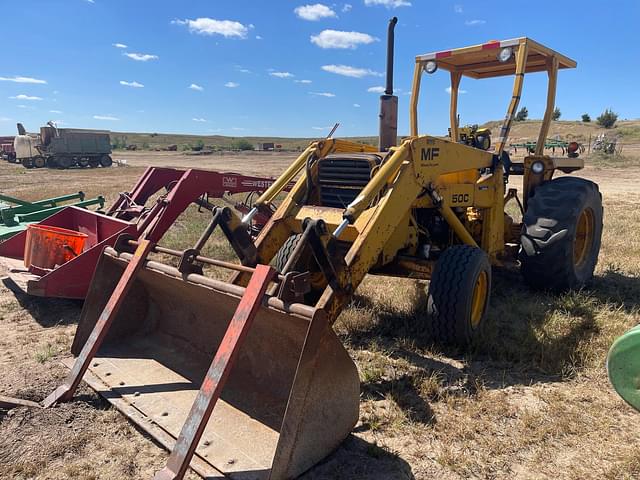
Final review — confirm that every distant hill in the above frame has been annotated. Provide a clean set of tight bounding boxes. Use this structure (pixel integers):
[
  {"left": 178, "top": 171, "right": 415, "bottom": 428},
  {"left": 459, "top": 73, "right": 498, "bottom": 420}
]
[
  {"left": 111, "top": 131, "right": 377, "bottom": 151},
  {"left": 111, "top": 120, "right": 640, "bottom": 151}
]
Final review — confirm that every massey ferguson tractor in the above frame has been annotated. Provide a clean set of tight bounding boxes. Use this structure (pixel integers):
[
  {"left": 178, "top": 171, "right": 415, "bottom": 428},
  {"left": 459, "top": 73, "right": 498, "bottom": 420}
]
[{"left": 5, "top": 19, "right": 602, "bottom": 480}]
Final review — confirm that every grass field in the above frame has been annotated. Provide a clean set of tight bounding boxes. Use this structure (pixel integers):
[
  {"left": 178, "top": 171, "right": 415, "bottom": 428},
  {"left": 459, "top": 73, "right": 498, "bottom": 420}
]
[{"left": 1, "top": 144, "right": 640, "bottom": 479}]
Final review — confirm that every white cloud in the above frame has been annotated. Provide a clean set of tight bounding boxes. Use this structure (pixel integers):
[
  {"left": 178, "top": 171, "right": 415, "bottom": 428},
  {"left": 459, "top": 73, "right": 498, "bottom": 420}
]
[
  {"left": 225, "top": 82, "right": 239, "bottom": 88},
  {"left": 465, "top": 19, "right": 486, "bottom": 25},
  {"left": 367, "top": 86, "right": 385, "bottom": 93},
  {"left": 342, "top": 4, "right": 353, "bottom": 12},
  {"left": 0, "top": 117, "right": 11, "bottom": 121},
  {"left": 112, "top": 43, "right": 128, "bottom": 49},
  {"left": 312, "top": 126, "right": 333, "bottom": 130},
  {"left": 310, "top": 92, "right": 336, "bottom": 97},
  {"left": 353, "top": 103, "right": 360, "bottom": 107},
  {"left": 189, "top": 83, "right": 204, "bottom": 91},
  {"left": 321, "top": 64, "right": 382, "bottom": 78},
  {"left": 93, "top": 115, "right": 119, "bottom": 121},
  {"left": 17, "top": 105, "right": 34, "bottom": 109},
  {"left": 239, "top": 68, "right": 251, "bottom": 73},
  {"left": 364, "top": 0, "right": 411, "bottom": 8},
  {"left": 270, "top": 71, "right": 294, "bottom": 78},
  {"left": 294, "top": 4, "right": 337, "bottom": 21},
  {"left": 173, "top": 18, "right": 250, "bottom": 39},
  {"left": 445, "top": 86, "right": 467, "bottom": 94},
  {"left": 120, "top": 80, "right": 144, "bottom": 88},
  {"left": 256, "top": 35, "right": 263, "bottom": 40},
  {"left": 454, "top": 4, "right": 463, "bottom": 13},
  {"left": 311, "top": 29, "right": 377, "bottom": 49},
  {"left": 232, "top": 127, "right": 245, "bottom": 131},
  {"left": 0, "top": 76, "right": 47, "bottom": 84},
  {"left": 85, "top": 0, "right": 95, "bottom": 3},
  {"left": 9, "top": 94, "right": 42, "bottom": 101},
  {"left": 295, "top": 79, "right": 313, "bottom": 84},
  {"left": 49, "top": 110, "right": 63, "bottom": 114},
  {"left": 192, "top": 117, "right": 207, "bottom": 122},
  {"left": 124, "top": 52, "right": 158, "bottom": 61}
]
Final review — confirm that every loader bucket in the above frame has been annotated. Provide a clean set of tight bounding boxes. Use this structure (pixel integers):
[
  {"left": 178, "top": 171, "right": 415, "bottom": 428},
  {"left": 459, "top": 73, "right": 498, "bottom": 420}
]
[{"left": 70, "top": 248, "right": 360, "bottom": 479}]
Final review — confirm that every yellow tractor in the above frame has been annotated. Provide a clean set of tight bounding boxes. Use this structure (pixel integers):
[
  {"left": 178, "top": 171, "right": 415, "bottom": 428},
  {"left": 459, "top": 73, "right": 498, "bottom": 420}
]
[
  {"left": 10, "top": 18, "right": 603, "bottom": 480},
  {"left": 449, "top": 123, "right": 492, "bottom": 150}
]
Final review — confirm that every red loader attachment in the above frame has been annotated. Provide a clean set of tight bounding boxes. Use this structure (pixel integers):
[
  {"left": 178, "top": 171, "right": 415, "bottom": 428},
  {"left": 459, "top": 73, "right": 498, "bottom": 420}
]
[
  {"left": 9, "top": 167, "right": 359, "bottom": 478},
  {"left": 0, "top": 167, "right": 289, "bottom": 299}
]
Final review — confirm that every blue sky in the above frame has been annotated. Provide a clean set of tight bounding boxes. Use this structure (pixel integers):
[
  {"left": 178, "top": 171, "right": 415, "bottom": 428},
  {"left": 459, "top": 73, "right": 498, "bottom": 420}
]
[{"left": 1, "top": 0, "right": 638, "bottom": 137}]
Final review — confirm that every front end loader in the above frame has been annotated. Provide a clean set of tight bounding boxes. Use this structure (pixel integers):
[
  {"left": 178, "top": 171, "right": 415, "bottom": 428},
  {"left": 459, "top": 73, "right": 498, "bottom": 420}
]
[{"left": 6, "top": 20, "right": 603, "bottom": 480}]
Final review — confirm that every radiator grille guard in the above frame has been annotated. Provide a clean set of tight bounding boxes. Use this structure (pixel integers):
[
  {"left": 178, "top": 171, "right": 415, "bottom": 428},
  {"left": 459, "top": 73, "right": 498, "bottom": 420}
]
[{"left": 318, "top": 154, "right": 381, "bottom": 208}]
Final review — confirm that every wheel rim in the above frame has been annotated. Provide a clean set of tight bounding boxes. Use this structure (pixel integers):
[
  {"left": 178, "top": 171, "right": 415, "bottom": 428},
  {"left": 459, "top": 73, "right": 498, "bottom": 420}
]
[
  {"left": 470, "top": 270, "right": 488, "bottom": 328},
  {"left": 574, "top": 208, "right": 595, "bottom": 268}
]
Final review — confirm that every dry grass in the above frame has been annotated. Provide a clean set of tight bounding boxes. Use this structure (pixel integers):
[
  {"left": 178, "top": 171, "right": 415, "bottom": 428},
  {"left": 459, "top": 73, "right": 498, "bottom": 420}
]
[{"left": 2, "top": 151, "right": 640, "bottom": 479}]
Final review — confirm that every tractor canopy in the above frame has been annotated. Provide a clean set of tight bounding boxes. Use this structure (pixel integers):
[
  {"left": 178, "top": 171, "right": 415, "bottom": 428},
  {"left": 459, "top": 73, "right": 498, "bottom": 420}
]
[{"left": 409, "top": 37, "right": 577, "bottom": 158}]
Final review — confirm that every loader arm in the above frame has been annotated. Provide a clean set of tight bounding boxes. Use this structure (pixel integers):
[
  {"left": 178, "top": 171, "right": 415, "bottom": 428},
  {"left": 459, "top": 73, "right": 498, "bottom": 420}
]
[{"left": 318, "top": 136, "right": 497, "bottom": 322}]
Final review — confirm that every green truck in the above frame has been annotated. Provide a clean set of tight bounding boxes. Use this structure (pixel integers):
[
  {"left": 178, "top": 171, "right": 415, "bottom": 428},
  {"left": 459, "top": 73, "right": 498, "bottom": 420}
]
[{"left": 15, "top": 122, "right": 113, "bottom": 169}]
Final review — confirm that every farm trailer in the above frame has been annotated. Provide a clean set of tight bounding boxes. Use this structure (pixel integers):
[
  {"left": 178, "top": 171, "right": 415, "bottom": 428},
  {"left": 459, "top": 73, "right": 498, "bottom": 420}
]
[{"left": 0, "top": 136, "right": 16, "bottom": 162}]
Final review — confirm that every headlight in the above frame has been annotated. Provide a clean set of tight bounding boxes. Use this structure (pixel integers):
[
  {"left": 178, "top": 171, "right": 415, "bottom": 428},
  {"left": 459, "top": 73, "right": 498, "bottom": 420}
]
[
  {"left": 424, "top": 61, "right": 438, "bottom": 74},
  {"left": 531, "top": 160, "right": 545, "bottom": 174},
  {"left": 497, "top": 47, "right": 513, "bottom": 63}
]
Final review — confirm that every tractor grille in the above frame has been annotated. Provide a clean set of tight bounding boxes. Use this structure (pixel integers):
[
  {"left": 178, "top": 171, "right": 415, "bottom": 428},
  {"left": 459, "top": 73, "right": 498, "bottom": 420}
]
[{"left": 318, "top": 154, "right": 381, "bottom": 208}]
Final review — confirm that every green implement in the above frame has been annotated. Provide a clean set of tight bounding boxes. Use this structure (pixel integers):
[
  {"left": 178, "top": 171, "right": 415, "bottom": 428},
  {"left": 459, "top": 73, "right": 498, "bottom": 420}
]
[
  {"left": 0, "top": 192, "right": 105, "bottom": 241},
  {"left": 607, "top": 324, "right": 640, "bottom": 412}
]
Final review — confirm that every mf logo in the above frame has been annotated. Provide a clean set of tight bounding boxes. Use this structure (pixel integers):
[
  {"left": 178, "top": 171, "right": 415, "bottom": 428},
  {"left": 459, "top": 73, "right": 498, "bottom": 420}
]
[{"left": 421, "top": 147, "right": 440, "bottom": 162}]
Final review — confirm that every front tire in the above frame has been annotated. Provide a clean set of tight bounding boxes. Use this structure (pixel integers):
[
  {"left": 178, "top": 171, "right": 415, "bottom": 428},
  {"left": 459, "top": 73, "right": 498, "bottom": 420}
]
[
  {"left": 274, "top": 234, "right": 324, "bottom": 304},
  {"left": 33, "top": 156, "right": 46, "bottom": 168},
  {"left": 426, "top": 245, "right": 492, "bottom": 346},
  {"left": 520, "top": 177, "right": 603, "bottom": 291}
]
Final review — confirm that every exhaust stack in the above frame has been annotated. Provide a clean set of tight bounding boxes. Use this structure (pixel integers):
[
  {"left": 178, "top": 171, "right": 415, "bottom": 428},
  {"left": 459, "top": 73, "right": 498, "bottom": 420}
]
[{"left": 378, "top": 17, "right": 398, "bottom": 151}]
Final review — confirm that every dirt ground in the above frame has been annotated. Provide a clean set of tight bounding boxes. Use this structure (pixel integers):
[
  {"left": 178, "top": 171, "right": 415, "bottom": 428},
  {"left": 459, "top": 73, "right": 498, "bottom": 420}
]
[{"left": 1, "top": 150, "right": 640, "bottom": 480}]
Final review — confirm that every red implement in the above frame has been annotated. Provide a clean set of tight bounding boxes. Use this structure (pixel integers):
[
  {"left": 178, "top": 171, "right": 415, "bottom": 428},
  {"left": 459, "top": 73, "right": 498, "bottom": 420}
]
[{"left": 0, "top": 167, "right": 291, "bottom": 299}]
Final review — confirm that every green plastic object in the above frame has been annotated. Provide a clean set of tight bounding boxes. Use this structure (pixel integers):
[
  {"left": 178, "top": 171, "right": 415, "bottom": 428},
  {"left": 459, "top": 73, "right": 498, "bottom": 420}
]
[{"left": 607, "top": 324, "right": 640, "bottom": 412}]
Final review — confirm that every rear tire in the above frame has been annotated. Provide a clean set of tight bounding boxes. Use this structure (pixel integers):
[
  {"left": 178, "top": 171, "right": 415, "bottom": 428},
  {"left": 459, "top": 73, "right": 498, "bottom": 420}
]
[
  {"left": 57, "top": 156, "right": 72, "bottom": 169},
  {"left": 23, "top": 158, "right": 34, "bottom": 169},
  {"left": 100, "top": 155, "right": 113, "bottom": 167},
  {"left": 426, "top": 245, "right": 491, "bottom": 346},
  {"left": 89, "top": 158, "right": 99, "bottom": 168},
  {"left": 475, "top": 134, "right": 491, "bottom": 151},
  {"left": 520, "top": 177, "right": 603, "bottom": 292}
]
